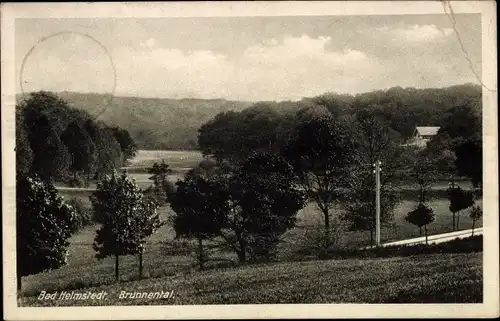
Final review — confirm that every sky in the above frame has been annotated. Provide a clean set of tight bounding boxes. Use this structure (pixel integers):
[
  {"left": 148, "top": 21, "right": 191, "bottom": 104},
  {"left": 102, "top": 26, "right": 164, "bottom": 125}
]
[{"left": 15, "top": 14, "right": 481, "bottom": 101}]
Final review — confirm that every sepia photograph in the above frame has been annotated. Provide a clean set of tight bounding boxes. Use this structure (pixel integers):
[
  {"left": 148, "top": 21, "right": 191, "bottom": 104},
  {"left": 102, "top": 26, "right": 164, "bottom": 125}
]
[{"left": 2, "top": 1, "right": 498, "bottom": 319}]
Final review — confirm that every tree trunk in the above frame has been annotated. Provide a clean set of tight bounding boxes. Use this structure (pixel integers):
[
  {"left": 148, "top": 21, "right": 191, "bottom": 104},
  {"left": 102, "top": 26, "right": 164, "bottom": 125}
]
[
  {"left": 452, "top": 212, "right": 456, "bottom": 231},
  {"left": 419, "top": 226, "right": 422, "bottom": 236},
  {"left": 322, "top": 208, "right": 331, "bottom": 250},
  {"left": 471, "top": 220, "right": 475, "bottom": 236},
  {"left": 237, "top": 239, "right": 246, "bottom": 263},
  {"left": 17, "top": 273, "right": 21, "bottom": 292},
  {"left": 139, "top": 250, "right": 143, "bottom": 279},
  {"left": 198, "top": 237, "right": 204, "bottom": 271},
  {"left": 115, "top": 254, "right": 120, "bottom": 282},
  {"left": 424, "top": 225, "right": 428, "bottom": 245}
]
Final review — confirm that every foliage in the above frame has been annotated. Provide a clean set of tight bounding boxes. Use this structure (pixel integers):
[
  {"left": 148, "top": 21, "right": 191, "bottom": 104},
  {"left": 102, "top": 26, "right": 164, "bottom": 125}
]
[
  {"left": 447, "top": 185, "right": 475, "bottom": 230},
  {"left": 61, "top": 121, "right": 97, "bottom": 179},
  {"left": 469, "top": 206, "right": 483, "bottom": 235},
  {"left": 401, "top": 148, "right": 439, "bottom": 203},
  {"left": 454, "top": 138, "right": 482, "bottom": 188},
  {"left": 170, "top": 171, "right": 230, "bottom": 269},
  {"left": 91, "top": 172, "right": 162, "bottom": 280},
  {"left": 15, "top": 109, "right": 34, "bottom": 176},
  {"left": 16, "top": 174, "right": 78, "bottom": 290},
  {"left": 228, "top": 152, "right": 307, "bottom": 262},
  {"left": 27, "top": 113, "right": 71, "bottom": 181},
  {"left": 16, "top": 91, "right": 134, "bottom": 183},
  {"left": 342, "top": 172, "right": 400, "bottom": 246},
  {"left": 435, "top": 100, "right": 482, "bottom": 188},
  {"left": 111, "top": 126, "right": 138, "bottom": 160},
  {"left": 341, "top": 108, "right": 403, "bottom": 245},
  {"left": 326, "top": 235, "right": 482, "bottom": 259},
  {"left": 405, "top": 203, "right": 435, "bottom": 242},
  {"left": 147, "top": 160, "right": 172, "bottom": 187},
  {"left": 65, "top": 198, "right": 94, "bottom": 233}
]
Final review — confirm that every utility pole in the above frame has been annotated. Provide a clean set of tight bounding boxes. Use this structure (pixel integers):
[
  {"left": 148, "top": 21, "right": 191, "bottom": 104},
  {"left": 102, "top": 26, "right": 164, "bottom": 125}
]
[{"left": 373, "top": 160, "right": 382, "bottom": 247}]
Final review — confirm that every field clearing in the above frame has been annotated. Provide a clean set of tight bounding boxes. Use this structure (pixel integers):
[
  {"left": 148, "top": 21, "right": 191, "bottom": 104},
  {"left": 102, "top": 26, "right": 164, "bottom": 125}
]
[
  {"left": 20, "top": 252, "right": 482, "bottom": 305},
  {"left": 126, "top": 150, "right": 203, "bottom": 169}
]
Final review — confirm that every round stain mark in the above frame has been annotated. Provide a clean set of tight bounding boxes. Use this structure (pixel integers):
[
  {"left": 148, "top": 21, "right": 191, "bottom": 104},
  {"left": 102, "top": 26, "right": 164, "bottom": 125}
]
[{"left": 19, "top": 31, "right": 117, "bottom": 119}]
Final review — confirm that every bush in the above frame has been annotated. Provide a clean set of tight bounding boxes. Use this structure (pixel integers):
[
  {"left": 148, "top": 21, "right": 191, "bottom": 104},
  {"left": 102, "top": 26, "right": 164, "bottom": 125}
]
[
  {"left": 247, "top": 233, "right": 281, "bottom": 263},
  {"left": 294, "top": 222, "right": 344, "bottom": 259},
  {"left": 65, "top": 198, "right": 93, "bottom": 232},
  {"left": 66, "top": 175, "right": 89, "bottom": 188},
  {"left": 325, "top": 235, "right": 482, "bottom": 259}
]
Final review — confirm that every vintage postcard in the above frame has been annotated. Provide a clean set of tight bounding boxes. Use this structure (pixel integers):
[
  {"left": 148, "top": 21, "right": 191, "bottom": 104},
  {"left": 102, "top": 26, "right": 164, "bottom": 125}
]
[{"left": 1, "top": 1, "right": 498, "bottom": 319}]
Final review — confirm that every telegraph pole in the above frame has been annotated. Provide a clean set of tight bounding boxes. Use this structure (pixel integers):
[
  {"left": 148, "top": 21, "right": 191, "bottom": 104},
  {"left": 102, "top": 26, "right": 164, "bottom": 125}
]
[{"left": 374, "top": 160, "right": 382, "bottom": 247}]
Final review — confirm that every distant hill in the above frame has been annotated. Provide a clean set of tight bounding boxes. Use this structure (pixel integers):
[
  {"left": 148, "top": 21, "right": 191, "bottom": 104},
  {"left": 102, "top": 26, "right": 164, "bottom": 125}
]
[
  {"left": 17, "top": 92, "right": 252, "bottom": 150},
  {"left": 16, "top": 83, "right": 481, "bottom": 150}
]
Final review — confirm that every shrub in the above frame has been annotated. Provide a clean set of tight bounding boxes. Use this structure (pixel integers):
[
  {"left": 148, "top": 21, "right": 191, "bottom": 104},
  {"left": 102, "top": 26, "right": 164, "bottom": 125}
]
[
  {"left": 65, "top": 198, "right": 93, "bottom": 232},
  {"left": 326, "top": 235, "right": 482, "bottom": 259}
]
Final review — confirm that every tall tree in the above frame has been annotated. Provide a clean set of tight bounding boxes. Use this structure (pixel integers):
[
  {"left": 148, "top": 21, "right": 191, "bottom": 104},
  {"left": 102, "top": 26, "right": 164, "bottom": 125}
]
[
  {"left": 16, "top": 175, "right": 77, "bottom": 291},
  {"left": 341, "top": 109, "right": 402, "bottom": 246},
  {"left": 61, "top": 121, "right": 97, "bottom": 181},
  {"left": 228, "top": 152, "right": 307, "bottom": 262},
  {"left": 403, "top": 148, "right": 438, "bottom": 204},
  {"left": 283, "top": 115, "right": 356, "bottom": 248},
  {"left": 111, "top": 126, "right": 138, "bottom": 161},
  {"left": 15, "top": 109, "right": 34, "bottom": 176},
  {"left": 447, "top": 185, "right": 475, "bottom": 230},
  {"left": 28, "top": 114, "right": 70, "bottom": 182},
  {"left": 170, "top": 172, "right": 230, "bottom": 270}
]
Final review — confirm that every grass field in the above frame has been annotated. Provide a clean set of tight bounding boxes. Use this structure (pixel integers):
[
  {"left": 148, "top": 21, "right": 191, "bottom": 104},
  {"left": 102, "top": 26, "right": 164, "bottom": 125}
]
[
  {"left": 19, "top": 252, "right": 482, "bottom": 305},
  {"left": 126, "top": 150, "right": 203, "bottom": 169}
]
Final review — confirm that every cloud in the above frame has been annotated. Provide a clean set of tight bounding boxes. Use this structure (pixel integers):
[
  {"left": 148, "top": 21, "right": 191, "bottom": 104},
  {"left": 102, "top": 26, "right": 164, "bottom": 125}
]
[
  {"left": 18, "top": 32, "right": 477, "bottom": 101},
  {"left": 376, "top": 24, "right": 454, "bottom": 42},
  {"left": 139, "top": 38, "right": 157, "bottom": 48},
  {"left": 109, "top": 34, "right": 379, "bottom": 100}
]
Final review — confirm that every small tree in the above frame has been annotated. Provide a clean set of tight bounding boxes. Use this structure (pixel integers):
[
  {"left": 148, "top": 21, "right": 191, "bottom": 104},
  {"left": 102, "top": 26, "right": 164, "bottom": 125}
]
[
  {"left": 283, "top": 115, "right": 355, "bottom": 249},
  {"left": 147, "top": 160, "right": 173, "bottom": 204},
  {"left": 469, "top": 206, "right": 482, "bottom": 236},
  {"left": 170, "top": 173, "right": 230, "bottom": 270},
  {"left": 130, "top": 198, "right": 163, "bottom": 278},
  {"left": 448, "top": 185, "right": 475, "bottom": 230},
  {"left": 405, "top": 203, "right": 435, "bottom": 244},
  {"left": 91, "top": 173, "right": 161, "bottom": 281},
  {"left": 342, "top": 173, "right": 400, "bottom": 247},
  {"left": 16, "top": 175, "right": 78, "bottom": 291}
]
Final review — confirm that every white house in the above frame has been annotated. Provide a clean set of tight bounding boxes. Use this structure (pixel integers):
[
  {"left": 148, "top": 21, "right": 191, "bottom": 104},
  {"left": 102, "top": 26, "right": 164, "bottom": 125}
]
[{"left": 406, "top": 126, "right": 440, "bottom": 148}]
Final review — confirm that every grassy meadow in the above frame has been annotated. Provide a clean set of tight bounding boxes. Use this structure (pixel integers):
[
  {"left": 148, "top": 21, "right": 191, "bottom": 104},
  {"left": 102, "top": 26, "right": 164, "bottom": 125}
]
[
  {"left": 26, "top": 149, "right": 482, "bottom": 305},
  {"left": 19, "top": 252, "right": 482, "bottom": 305}
]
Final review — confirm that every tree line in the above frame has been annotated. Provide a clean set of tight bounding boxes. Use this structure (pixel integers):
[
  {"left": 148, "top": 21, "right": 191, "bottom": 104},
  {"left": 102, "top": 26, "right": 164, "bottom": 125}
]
[{"left": 16, "top": 91, "right": 138, "bottom": 186}]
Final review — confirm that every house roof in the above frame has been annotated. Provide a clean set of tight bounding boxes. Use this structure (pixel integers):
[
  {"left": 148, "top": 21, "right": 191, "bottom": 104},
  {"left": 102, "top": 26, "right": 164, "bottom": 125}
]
[{"left": 415, "top": 126, "right": 440, "bottom": 136}]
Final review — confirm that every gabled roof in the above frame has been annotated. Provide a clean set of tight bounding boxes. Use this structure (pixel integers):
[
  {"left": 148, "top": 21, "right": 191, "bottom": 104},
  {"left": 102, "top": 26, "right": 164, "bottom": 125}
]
[{"left": 414, "top": 126, "right": 440, "bottom": 136}]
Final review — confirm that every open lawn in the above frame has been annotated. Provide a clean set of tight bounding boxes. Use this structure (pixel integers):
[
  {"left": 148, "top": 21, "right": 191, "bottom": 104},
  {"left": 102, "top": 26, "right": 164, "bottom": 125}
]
[{"left": 19, "top": 252, "right": 482, "bottom": 305}]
